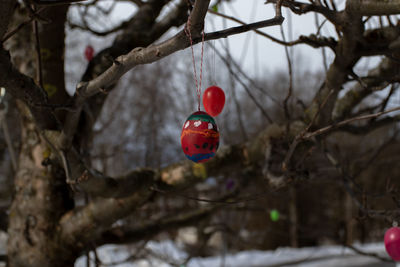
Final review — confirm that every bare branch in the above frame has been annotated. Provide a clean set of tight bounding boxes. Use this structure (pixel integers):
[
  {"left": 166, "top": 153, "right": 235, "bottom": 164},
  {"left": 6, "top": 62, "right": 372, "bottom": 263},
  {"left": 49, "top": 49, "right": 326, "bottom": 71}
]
[
  {"left": 204, "top": 16, "right": 284, "bottom": 42},
  {"left": 208, "top": 9, "right": 335, "bottom": 49},
  {"left": 266, "top": 0, "right": 338, "bottom": 24},
  {"left": 76, "top": 169, "right": 156, "bottom": 198},
  {"left": 59, "top": 187, "right": 154, "bottom": 251},
  {"left": 32, "top": 5, "right": 43, "bottom": 88},
  {"left": 305, "top": 0, "right": 365, "bottom": 126},
  {"left": 97, "top": 204, "right": 221, "bottom": 246},
  {"left": 76, "top": 15, "right": 283, "bottom": 101},
  {"left": 2, "top": 7, "right": 47, "bottom": 43},
  {"left": 304, "top": 105, "right": 400, "bottom": 139},
  {"left": 0, "top": 0, "right": 16, "bottom": 40},
  {"left": 346, "top": 0, "right": 400, "bottom": 16},
  {"left": 149, "top": 0, "right": 188, "bottom": 38},
  {"left": 333, "top": 58, "right": 399, "bottom": 120},
  {"left": 68, "top": 19, "right": 131, "bottom": 36},
  {"left": 32, "top": 0, "right": 86, "bottom": 5},
  {"left": 0, "top": 49, "right": 58, "bottom": 129}
]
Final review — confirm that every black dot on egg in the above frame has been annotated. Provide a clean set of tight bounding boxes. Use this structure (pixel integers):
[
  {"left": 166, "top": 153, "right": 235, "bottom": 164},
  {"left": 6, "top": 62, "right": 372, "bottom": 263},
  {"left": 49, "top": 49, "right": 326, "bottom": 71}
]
[
  {"left": 203, "top": 143, "right": 208, "bottom": 149},
  {"left": 194, "top": 144, "right": 200, "bottom": 149}
]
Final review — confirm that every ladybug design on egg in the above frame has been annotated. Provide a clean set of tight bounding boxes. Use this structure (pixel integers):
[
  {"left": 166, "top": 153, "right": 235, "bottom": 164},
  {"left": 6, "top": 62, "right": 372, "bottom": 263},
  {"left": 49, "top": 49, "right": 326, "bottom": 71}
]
[{"left": 181, "top": 111, "right": 219, "bottom": 163}]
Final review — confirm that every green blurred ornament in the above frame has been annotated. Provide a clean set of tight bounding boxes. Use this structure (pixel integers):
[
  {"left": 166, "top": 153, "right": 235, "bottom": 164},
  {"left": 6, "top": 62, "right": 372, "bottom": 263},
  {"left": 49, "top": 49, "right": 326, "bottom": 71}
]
[
  {"left": 270, "top": 209, "right": 280, "bottom": 222},
  {"left": 212, "top": 4, "right": 218, "bottom": 12}
]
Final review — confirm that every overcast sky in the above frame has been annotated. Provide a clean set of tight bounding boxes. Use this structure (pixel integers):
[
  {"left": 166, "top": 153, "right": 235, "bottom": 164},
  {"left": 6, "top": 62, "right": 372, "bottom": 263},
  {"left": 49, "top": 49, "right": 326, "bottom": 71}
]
[{"left": 100, "top": 0, "right": 336, "bottom": 75}]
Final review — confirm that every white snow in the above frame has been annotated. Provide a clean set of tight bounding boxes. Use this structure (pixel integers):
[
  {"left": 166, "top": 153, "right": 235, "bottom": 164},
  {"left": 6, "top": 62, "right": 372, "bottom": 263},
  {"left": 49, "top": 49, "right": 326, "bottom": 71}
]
[{"left": 76, "top": 241, "right": 395, "bottom": 267}]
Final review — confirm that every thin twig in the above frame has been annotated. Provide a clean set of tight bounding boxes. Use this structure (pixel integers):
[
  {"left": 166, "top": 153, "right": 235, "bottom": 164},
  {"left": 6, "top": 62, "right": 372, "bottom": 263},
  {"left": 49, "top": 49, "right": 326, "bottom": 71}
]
[
  {"left": 282, "top": 89, "right": 334, "bottom": 171},
  {"left": 1, "top": 7, "right": 46, "bottom": 43},
  {"left": 211, "top": 43, "right": 273, "bottom": 124},
  {"left": 32, "top": 5, "right": 43, "bottom": 88},
  {"left": 2, "top": 121, "right": 17, "bottom": 172},
  {"left": 304, "top": 105, "right": 400, "bottom": 139},
  {"left": 152, "top": 186, "right": 274, "bottom": 205},
  {"left": 220, "top": 12, "right": 248, "bottom": 139},
  {"left": 33, "top": 0, "right": 86, "bottom": 6},
  {"left": 280, "top": 24, "right": 293, "bottom": 122}
]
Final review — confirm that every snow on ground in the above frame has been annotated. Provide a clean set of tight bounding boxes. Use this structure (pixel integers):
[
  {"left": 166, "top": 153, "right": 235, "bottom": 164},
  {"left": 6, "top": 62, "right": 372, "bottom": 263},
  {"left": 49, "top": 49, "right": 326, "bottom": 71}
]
[{"left": 76, "top": 241, "right": 396, "bottom": 267}]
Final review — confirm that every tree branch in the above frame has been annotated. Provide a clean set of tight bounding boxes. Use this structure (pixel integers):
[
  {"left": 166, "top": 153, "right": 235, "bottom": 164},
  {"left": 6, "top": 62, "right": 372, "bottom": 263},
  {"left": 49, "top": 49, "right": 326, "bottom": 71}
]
[
  {"left": 59, "top": 122, "right": 284, "bottom": 250},
  {"left": 59, "top": 186, "right": 154, "bottom": 252},
  {"left": 97, "top": 204, "right": 221, "bottom": 246},
  {"left": 304, "top": 106, "right": 400, "bottom": 139},
  {"left": 76, "top": 169, "right": 156, "bottom": 198},
  {"left": 266, "top": 0, "right": 338, "bottom": 24},
  {"left": 76, "top": 14, "right": 283, "bottom": 100},
  {"left": 209, "top": 9, "right": 335, "bottom": 50},
  {"left": 333, "top": 57, "right": 399, "bottom": 120},
  {"left": 68, "top": 19, "right": 131, "bottom": 36},
  {"left": 346, "top": 0, "right": 400, "bottom": 16},
  {"left": 339, "top": 115, "right": 400, "bottom": 135},
  {"left": 305, "top": 1, "right": 365, "bottom": 126},
  {"left": 0, "top": 0, "right": 16, "bottom": 40},
  {"left": 0, "top": 49, "right": 58, "bottom": 129},
  {"left": 74, "top": 140, "right": 247, "bottom": 198}
]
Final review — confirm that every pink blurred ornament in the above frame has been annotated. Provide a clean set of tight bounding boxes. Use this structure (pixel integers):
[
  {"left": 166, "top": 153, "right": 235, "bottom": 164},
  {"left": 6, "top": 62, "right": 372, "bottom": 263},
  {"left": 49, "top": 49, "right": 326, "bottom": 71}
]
[
  {"left": 384, "top": 226, "right": 400, "bottom": 261},
  {"left": 85, "top": 45, "right": 94, "bottom": 61}
]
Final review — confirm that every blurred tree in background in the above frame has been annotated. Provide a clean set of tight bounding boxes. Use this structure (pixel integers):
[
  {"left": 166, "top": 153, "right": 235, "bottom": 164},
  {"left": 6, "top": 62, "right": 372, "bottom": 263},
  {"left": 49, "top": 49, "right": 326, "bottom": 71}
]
[{"left": 0, "top": 0, "right": 399, "bottom": 266}]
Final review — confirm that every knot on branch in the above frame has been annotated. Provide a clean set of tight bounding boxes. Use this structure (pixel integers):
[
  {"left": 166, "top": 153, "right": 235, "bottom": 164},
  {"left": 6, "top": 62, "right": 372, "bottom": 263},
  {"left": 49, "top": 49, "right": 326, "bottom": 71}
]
[{"left": 76, "top": 81, "right": 89, "bottom": 98}]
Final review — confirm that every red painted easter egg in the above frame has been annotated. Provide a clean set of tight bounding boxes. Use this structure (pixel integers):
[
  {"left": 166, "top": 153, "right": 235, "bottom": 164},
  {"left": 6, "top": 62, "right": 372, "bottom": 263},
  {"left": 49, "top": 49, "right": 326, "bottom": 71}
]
[
  {"left": 181, "top": 111, "right": 219, "bottom": 163},
  {"left": 203, "top": 86, "right": 225, "bottom": 117}
]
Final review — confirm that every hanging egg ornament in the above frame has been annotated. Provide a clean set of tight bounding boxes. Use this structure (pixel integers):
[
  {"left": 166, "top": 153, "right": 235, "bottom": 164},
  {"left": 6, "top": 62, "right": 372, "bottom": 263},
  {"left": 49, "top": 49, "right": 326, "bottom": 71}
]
[
  {"left": 181, "top": 111, "right": 219, "bottom": 163},
  {"left": 84, "top": 45, "right": 94, "bottom": 61},
  {"left": 384, "top": 226, "right": 400, "bottom": 261},
  {"left": 203, "top": 86, "right": 225, "bottom": 117}
]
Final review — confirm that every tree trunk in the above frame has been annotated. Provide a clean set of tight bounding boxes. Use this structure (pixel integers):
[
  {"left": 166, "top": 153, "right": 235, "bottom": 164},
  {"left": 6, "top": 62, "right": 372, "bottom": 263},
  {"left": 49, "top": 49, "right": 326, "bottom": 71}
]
[
  {"left": 7, "top": 108, "right": 75, "bottom": 267},
  {"left": 345, "top": 192, "right": 354, "bottom": 245},
  {"left": 289, "top": 186, "right": 298, "bottom": 248}
]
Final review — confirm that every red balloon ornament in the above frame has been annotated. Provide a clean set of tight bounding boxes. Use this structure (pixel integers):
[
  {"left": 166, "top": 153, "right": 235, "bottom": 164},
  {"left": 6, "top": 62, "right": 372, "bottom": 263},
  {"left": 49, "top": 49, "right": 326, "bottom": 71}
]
[
  {"left": 203, "top": 86, "right": 225, "bottom": 117},
  {"left": 181, "top": 111, "right": 219, "bottom": 163},
  {"left": 384, "top": 226, "right": 400, "bottom": 261},
  {"left": 84, "top": 45, "right": 94, "bottom": 61}
]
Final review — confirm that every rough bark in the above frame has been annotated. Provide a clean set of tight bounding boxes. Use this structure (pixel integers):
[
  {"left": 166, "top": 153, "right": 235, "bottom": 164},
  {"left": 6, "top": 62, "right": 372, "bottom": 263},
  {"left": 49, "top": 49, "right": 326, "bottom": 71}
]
[
  {"left": 7, "top": 105, "right": 75, "bottom": 267},
  {"left": 38, "top": 5, "right": 70, "bottom": 121},
  {"left": 6, "top": 5, "right": 76, "bottom": 267}
]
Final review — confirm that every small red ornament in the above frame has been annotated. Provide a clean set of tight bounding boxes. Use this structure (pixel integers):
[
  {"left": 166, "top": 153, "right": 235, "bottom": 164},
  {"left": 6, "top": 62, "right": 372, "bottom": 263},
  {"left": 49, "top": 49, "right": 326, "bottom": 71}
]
[
  {"left": 181, "top": 111, "right": 219, "bottom": 163},
  {"left": 84, "top": 45, "right": 94, "bottom": 61},
  {"left": 384, "top": 226, "right": 400, "bottom": 261},
  {"left": 203, "top": 86, "right": 225, "bottom": 117}
]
